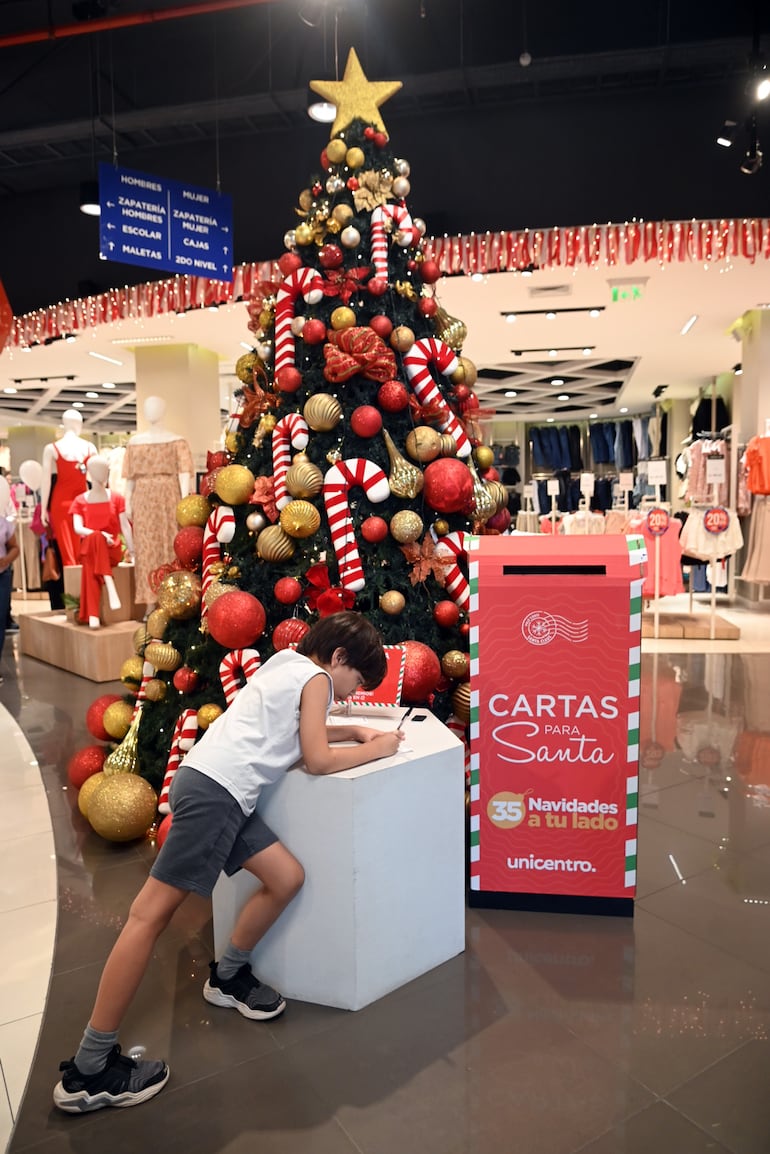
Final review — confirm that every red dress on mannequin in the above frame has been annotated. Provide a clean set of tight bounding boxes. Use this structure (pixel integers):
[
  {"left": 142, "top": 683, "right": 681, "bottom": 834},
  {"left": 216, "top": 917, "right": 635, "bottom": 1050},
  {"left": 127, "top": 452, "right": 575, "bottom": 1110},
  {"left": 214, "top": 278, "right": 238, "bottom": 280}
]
[
  {"left": 49, "top": 447, "right": 92, "bottom": 567},
  {"left": 69, "top": 492, "right": 124, "bottom": 623}
]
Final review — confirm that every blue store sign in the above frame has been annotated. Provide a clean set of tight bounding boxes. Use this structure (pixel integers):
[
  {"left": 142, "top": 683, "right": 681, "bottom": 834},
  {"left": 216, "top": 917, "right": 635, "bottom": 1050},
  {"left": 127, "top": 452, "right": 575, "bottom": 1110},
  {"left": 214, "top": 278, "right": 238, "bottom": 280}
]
[{"left": 98, "top": 162, "right": 233, "bottom": 279}]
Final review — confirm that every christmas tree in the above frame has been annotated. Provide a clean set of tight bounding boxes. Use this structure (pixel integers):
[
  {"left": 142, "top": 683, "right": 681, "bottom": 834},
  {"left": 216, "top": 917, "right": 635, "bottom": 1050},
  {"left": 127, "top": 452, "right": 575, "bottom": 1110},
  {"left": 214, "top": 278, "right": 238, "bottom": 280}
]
[{"left": 74, "top": 49, "right": 510, "bottom": 828}]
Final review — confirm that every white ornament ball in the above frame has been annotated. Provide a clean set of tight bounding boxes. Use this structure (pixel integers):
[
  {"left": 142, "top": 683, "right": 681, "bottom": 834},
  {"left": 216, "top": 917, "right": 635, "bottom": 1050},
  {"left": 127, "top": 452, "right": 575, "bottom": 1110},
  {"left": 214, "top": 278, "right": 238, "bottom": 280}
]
[
  {"left": 340, "top": 226, "right": 361, "bottom": 248},
  {"left": 413, "top": 217, "right": 427, "bottom": 237},
  {"left": 394, "top": 158, "right": 411, "bottom": 177},
  {"left": 283, "top": 229, "right": 297, "bottom": 250},
  {"left": 392, "top": 176, "right": 411, "bottom": 198},
  {"left": 255, "top": 341, "right": 273, "bottom": 361},
  {"left": 290, "top": 315, "right": 306, "bottom": 337},
  {"left": 246, "top": 511, "right": 267, "bottom": 532}
]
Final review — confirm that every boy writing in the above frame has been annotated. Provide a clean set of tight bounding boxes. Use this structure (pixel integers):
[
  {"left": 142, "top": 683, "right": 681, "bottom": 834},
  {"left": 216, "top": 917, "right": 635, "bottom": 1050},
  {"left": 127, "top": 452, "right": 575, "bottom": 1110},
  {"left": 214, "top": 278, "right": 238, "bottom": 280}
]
[{"left": 54, "top": 611, "right": 403, "bottom": 1113}]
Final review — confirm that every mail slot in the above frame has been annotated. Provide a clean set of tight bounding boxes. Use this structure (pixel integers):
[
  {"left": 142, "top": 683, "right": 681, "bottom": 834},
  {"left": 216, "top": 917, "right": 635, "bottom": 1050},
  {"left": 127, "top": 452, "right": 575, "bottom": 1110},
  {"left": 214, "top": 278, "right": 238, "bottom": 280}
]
[{"left": 467, "top": 534, "right": 647, "bottom": 916}]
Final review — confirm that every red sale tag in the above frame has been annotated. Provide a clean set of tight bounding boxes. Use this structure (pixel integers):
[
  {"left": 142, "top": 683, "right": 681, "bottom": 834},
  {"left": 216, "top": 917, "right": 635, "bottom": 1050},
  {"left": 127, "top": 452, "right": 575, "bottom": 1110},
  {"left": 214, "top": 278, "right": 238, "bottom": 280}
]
[
  {"left": 703, "top": 506, "right": 729, "bottom": 534},
  {"left": 646, "top": 507, "right": 670, "bottom": 536}
]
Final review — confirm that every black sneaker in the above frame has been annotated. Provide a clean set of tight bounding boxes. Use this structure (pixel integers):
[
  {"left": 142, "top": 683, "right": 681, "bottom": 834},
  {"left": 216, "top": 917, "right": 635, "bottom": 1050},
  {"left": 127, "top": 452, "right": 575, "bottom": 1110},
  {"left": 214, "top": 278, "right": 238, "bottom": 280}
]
[
  {"left": 203, "top": 961, "right": 286, "bottom": 1020},
  {"left": 53, "top": 1045, "right": 169, "bottom": 1113}
]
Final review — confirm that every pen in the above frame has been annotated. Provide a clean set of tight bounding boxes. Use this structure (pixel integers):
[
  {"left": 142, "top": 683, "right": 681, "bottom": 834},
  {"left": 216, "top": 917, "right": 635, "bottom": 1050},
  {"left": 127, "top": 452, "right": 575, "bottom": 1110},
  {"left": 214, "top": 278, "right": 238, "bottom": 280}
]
[{"left": 397, "top": 707, "right": 413, "bottom": 729}]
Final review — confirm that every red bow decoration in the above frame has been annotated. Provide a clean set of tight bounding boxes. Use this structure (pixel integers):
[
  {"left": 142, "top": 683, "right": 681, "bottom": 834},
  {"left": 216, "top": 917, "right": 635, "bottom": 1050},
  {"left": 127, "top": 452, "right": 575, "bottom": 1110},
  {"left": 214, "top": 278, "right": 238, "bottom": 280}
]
[
  {"left": 323, "top": 326, "right": 397, "bottom": 384},
  {"left": 304, "top": 562, "right": 356, "bottom": 616},
  {"left": 321, "top": 266, "right": 372, "bottom": 304},
  {"left": 408, "top": 394, "right": 452, "bottom": 425},
  {"left": 249, "top": 475, "right": 278, "bottom": 523},
  {"left": 206, "top": 449, "right": 229, "bottom": 471}
]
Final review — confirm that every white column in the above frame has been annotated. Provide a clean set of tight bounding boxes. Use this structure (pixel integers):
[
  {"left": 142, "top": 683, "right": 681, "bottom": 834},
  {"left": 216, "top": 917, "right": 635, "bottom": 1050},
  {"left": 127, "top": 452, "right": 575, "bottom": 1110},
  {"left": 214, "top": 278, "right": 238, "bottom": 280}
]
[{"left": 134, "top": 343, "right": 222, "bottom": 469}]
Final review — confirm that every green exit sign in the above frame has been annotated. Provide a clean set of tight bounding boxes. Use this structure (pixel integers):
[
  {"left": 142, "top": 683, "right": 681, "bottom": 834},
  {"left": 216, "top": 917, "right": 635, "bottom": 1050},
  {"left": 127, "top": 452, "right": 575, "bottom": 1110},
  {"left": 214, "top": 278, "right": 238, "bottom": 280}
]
[{"left": 611, "top": 284, "right": 644, "bottom": 302}]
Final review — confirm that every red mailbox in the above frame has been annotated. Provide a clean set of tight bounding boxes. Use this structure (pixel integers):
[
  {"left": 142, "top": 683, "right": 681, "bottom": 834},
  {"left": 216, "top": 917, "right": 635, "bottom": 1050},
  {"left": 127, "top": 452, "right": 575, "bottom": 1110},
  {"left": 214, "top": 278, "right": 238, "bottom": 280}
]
[{"left": 467, "top": 533, "right": 646, "bottom": 916}]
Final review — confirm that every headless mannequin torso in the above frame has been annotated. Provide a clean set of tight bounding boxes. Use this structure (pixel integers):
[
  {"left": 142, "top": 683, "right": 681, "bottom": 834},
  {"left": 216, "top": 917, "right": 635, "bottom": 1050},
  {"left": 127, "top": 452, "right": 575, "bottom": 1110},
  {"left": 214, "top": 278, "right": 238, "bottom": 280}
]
[
  {"left": 71, "top": 458, "right": 133, "bottom": 628},
  {"left": 41, "top": 410, "right": 95, "bottom": 567}
]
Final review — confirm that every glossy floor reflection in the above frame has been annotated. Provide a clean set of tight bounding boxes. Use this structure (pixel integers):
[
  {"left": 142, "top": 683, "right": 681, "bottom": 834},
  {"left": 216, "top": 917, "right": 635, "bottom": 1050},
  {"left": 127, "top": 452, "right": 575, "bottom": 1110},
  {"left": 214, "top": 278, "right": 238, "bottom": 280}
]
[{"left": 3, "top": 643, "right": 770, "bottom": 1154}]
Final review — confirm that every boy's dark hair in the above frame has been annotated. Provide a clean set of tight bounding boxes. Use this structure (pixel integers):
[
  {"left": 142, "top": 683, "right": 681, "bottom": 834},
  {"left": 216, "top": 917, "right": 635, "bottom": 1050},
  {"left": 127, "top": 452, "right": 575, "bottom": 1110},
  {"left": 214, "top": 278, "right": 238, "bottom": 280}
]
[{"left": 297, "top": 611, "right": 387, "bottom": 690}]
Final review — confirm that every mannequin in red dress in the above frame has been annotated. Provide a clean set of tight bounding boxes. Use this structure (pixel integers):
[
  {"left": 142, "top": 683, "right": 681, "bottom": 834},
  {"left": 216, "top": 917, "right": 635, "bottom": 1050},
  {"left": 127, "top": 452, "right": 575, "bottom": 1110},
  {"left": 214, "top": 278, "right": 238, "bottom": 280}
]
[
  {"left": 41, "top": 410, "right": 95, "bottom": 567},
  {"left": 70, "top": 458, "right": 134, "bottom": 628}
]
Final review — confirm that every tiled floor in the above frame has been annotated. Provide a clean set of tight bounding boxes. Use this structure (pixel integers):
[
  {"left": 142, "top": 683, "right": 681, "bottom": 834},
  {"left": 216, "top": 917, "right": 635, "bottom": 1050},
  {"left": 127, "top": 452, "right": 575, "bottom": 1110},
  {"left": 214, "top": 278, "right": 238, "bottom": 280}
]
[{"left": 2, "top": 594, "right": 770, "bottom": 1154}]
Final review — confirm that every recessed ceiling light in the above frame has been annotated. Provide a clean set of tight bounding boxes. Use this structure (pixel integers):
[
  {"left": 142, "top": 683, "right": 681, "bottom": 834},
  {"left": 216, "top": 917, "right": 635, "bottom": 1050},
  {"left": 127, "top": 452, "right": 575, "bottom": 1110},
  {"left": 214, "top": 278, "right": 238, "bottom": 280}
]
[
  {"left": 64, "top": 334, "right": 77, "bottom": 343},
  {"left": 3, "top": 387, "right": 18, "bottom": 394},
  {"left": 548, "top": 349, "right": 558, "bottom": 357},
  {"left": 546, "top": 417, "right": 555, "bottom": 422},
  {"left": 89, "top": 351, "right": 123, "bottom": 366},
  {"left": 680, "top": 314, "right": 698, "bottom": 335},
  {"left": 589, "top": 413, "right": 598, "bottom": 419},
  {"left": 72, "top": 401, "right": 85, "bottom": 409},
  {"left": 21, "top": 346, "right": 31, "bottom": 353},
  {"left": 545, "top": 311, "right": 556, "bottom": 320},
  {"left": 521, "top": 268, "right": 533, "bottom": 277},
  {"left": 86, "top": 391, "right": 99, "bottom": 398},
  {"left": 582, "top": 347, "right": 592, "bottom": 355},
  {"left": 471, "top": 273, "right": 485, "bottom": 283},
  {"left": 505, "top": 314, "right": 516, "bottom": 324},
  {"left": 504, "top": 390, "right": 517, "bottom": 398},
  {"left": 619, "top": 406, "right": 628, "bottom": 413},
  {"left": 557, "top": 394, "right": 570, "bottom": 401},
  {"left": 102, "top": 381, "right": 116, "bottom": 389},
  {"left": 589, "top": 308, "right": 601, "bottom": 318},
  {"left": 551, "top": 377, "right": 564, "bottom": 386}
]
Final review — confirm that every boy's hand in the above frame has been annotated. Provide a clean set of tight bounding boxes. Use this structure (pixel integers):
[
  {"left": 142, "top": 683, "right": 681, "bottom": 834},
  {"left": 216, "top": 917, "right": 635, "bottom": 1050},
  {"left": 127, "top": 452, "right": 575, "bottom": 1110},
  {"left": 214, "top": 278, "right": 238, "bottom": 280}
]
[{"left": 365, "top": 729, "right": 405, "bottom": 759}]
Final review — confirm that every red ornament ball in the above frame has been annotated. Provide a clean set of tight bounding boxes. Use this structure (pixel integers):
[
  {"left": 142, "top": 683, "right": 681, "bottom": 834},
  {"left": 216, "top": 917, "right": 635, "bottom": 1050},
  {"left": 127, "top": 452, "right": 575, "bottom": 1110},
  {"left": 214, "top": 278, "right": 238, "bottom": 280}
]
[
  {"left": 320, "top": 148, "right": 329, "bottom": 170},
  {"left": 275, "top": 366, "right": 302, "bottom": 393},
  {"left": 377, "top": 380, "right": 409, "bottom": 412},
  {"left": 350, "top": 405, "right": 383, "bottom": 438},
  {"left": 277, "top": 252, "right": 303, "bottom": 276},
  {"left": 453, "top": 383, "right": 470, "bottom": 402},
  {"left": 373, "top": 132, "right": 387, "bottom": 148},
  {"left": 423, "top": 458, "right": 475, "bottom": 515},
  {"left": 402, "top": 640, "right": 442, "bottom": 703},
  {"left": 433, "top": 600, "right": 461, "bottom": 629},
  {"left": 369, "top": 314, "right": 393, "bottom": 338},
  {"left": 367, "top": 278, "right": 388, "bottom": 297},
  {"left": 420, "top": 259, "right": 441, "bottom": 284},
  {"left": 155, "top": 813, "right": 173, "bottom": 850},
  {"left": 464, "top": 391, "right": 480, "bottom": 411},
  {"left": 273, "top": 617, "right": 310, "bottom": 651},
  {"left": 302, "top": 318, "right": 327, "bottom": 345},
  {"left": 312, "top": 181, "right": 323, "bottom": 197},
  {"left": 483, "top": 465, "right": 500, "bottom": 482},
  {"left": 459, "top": 622, "right": 471, "bottom": 638},
  {"left": 346, "top": 177, "right": 359, "bottom": 191},
  {"left": 173, "top": 525, "right": 205, "bottom": 568},
  {"left": 364, "top": 126, "right": 376, "bottom": 140},
  {"left": 173, "top": 666, "right": 200, "bottom": 694},
  {"left": 319, "top": 244, "right": 344, "bottom": 269},
  {"left": 360, "top": 516, "right": 389, "bottom": 543},
  {"left": 418, "top": 296, "right": 438, "bottom": 317},
  {"left": 274, "top": 576, "right": 303, "bottom": 605},
  {"left": 67, "top": 745, "right": 107, "bottom": 790},
  {"left": 485, "top": 508, "right": 512, "bottom": 533},
  {"left": 86, "top": 694, "right": 124, "bottom": 742},
  {"left": 207, "top": 591, "right": 266, "bottom": 649}
]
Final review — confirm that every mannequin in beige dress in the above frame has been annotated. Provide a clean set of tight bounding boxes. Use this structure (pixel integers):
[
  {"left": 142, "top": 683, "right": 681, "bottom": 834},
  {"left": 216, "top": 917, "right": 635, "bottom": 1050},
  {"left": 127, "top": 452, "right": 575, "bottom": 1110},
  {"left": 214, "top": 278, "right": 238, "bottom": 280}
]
[{"left": 124, "top": 396, "right": 194, "bottom": 604}]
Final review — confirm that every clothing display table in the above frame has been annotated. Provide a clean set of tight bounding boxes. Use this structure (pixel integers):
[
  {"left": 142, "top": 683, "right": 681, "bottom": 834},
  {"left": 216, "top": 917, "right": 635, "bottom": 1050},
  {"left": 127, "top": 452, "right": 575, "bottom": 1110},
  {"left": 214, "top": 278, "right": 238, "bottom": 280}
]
[{"left": 212, "top": 706, "right": 465, "bottom": 1011}]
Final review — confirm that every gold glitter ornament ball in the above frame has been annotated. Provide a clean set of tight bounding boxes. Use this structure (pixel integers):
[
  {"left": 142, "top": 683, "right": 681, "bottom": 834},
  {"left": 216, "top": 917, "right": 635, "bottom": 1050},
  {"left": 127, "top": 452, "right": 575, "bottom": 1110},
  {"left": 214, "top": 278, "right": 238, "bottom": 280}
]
[
  {"left": 433, "top": 519, "right": 450, "bottom": 537},
  {"left": 102, "top": 700, "right": 134, "bottom": 741},
  {"left": 256, "top": 524, "right": 296, "bottom": 562},
  {"left": 214, "top": 464, "right": 255, "bottom": 505},
  {"left": 88, "top": 775, "right": 158, "bottom": 843},
  {"left": 450, "top": 356, "right": 478, "bottom": 389},
  {"left": 197, "top": 703, "right": 223, "bottom": 730},
  {"left": 405, "top": 426, "right": 442, "bottom": 463},
  {"left": 235, "top": 351, "right": 258, "bottom": 384},
  {"left": 146, "top": 608, "right": 169, "bottom": 640},
  {"left": 304, "top": 393, "right": 342, "bottom": 431},
  {"left": 143, "top": 679, "right": 167, "bottom": 703},
  {"left": 390, "top": 326, "right": 415, "bottom": 352},
  {"left": 389, "top": 510, "right": 424, "bottom": 543},
  {"left": 120, "top": 655, "right": 145, "bottom": 690},
  {"left": 346, "top": 146, "right": 365, "bottom": 168},
  {"left": 285, "top": 458, "right": 323, "bottom": 499},
  {"left": 279, "top": 500, "right": 321, "bottom": 539},
  {"left": 332, "top": 203, "right": 354, "bottom": 226},
  {"left": 326, "top": 137, "right": 347, "bottom": 164},
  {"left": 295, "top": 222, "right": 313, "bottom": 245},
  {"left": 78, "top": 771, "right": 106, "bottom": 818},
  {"left": 441, "top": 649, "right": 470, "bottom": 680},
  {"left": 203, "top": 580, "right": 230, "bottom": 610},
  {"left": 451, "top": 682, "right": 472, "bottom": 724},
  {"left": 176, "top": 494, "right": 211, "bottom": 527},
  {"left": 144, "top": 641, "right": 183, "bottom": 672},
  {"left": 157, "top": 571, "right": 202, "bottom": 620},
  {"left": 379, "top": 590, "right": 406, "bottom": 615},
  {"left": 330, "top": 306, "right": 356, "bottom": 331},
  {"left": 474, "top": 445, "right": 495, "bottom": 471}
]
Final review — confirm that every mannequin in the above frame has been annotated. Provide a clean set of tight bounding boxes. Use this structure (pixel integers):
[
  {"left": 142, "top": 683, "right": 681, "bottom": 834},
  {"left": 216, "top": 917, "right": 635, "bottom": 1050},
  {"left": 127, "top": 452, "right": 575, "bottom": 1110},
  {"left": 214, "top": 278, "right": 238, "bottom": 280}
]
[
  {"left": 71, "top": 458, "right": 133, "bottom": 629},
  {"left": 41, "top": 410, "right": 95, "bottom": 567},
  {"left": 123, "top": 396, "right": 194, "bottom": 603}
]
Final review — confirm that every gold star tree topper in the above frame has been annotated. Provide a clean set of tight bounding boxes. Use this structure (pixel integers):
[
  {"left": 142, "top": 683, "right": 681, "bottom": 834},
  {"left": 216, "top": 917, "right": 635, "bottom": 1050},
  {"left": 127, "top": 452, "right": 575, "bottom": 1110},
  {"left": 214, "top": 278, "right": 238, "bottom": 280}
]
[{"left": 309, "top": 47, "right": 401, "bottom": 138}]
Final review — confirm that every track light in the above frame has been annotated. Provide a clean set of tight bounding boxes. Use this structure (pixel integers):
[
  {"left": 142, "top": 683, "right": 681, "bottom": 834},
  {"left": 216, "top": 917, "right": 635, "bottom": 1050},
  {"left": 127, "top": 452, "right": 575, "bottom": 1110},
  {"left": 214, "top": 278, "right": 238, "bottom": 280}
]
[
  {"left": 755, "top": 63, "right": 770, "bottom": 101},
  {"left": 733, "top": 363, "right": 743, "bottom": 375},
  {"left": 79, "top": 180, "right": 100, "bottom": 216},
  {"left": 740, "top": 118, "right": 763, "bottom": 175},
  {"left": 716, "top": 120, "right": 737, "bottom": 147}
]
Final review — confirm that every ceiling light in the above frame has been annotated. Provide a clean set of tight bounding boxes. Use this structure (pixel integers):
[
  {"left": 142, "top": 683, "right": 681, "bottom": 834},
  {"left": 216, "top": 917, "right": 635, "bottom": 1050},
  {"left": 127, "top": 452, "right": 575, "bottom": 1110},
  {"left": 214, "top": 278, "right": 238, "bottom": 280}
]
[
  {"left": 548, "top": 349, "right": 557, "bottom": 357},
  {"left": 471, "top": 273, "right": 485, "bottom": 283},
  {"left": 740, "top": 141, "right": 763, "bottom": 174},
  {"left": 505, "top": 314, "right": 516, "bottom": 324},
  {"left": 102, "top": 381, "right": 116, "bottom": 389},
  {"left": 239, "top": 341, "right": 254, "bottom": 351},
  {"left": 557, "top": 394, "right": 570, "bottom": 401},
  {"left": 3, "top": 387, "right": 18, "bottom": 394},
  {"left": 504, "top": 390, "right": 517, "bottom": 398},
  {"left": 734, "top": 363, "right": 743, "bottom": 375},
  {"left": 64, "top": 333, "right": 77, "bottom": 343},
  {"left": 89, "top": 351, "right": 123, "bottom": 365},
  {"left": 619, "top": 406, "right": 628, "bottom": 413},
  {"left": 86, "top": 391, "right": 99, "bottom": 398},
  {"left": 716, "top": 120, "right": 737, "bottom": 147},
  {"left": 72, "top": 401, "right": 85, "bottom": 409},
  {"left": 582, "top": 347, "right": 593, "bottom": 355},
  {"left": 546, "top": 417, "right": 555, "bottom": 423},
  {"left": 680, "top": 314, "right": 698, "bottom": 335},
  {"left": 589, "top": 413, "right": 598, "bottom": 419},
  {"left": 755, "top": 65, "right": 770, "bottom": 101},
  {"left": 545, "top": 311, "right": 556, "bottom": 320},
  {"left": 551, "top": 377, "right": 564, "bottom": 386},
  {"left": 589, "top": 308, "right": 601, "bottom": 318},
  {"left": 307, "top": 101, "right": 336, "bottom": 123},
  {"left": 79, "top": 180, "right": 100, "bottom": 216},
  {"left": 521, "top": 268, "right": 533, "bottom": 277},
  {"left": 21, "top": 346, "right": 31, "bottom": 353}
]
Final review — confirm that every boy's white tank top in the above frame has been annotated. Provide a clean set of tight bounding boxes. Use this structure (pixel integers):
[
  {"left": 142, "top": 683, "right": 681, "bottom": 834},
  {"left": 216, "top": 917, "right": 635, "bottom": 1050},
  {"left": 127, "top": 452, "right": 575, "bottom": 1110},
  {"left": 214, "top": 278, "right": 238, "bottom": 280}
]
[{"left": 181, "top": 648, "right": 333, "bottom": 815}]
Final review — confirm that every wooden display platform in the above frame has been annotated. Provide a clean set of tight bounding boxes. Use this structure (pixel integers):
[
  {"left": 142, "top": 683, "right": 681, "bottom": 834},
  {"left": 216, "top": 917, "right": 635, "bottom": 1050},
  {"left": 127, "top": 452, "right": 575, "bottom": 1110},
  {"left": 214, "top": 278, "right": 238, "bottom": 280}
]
[
  {"left": 19, "top": 612, "right": 138, "bottom": 681},
  {"left": 641, "top": 613, "right": 740, "bottom": 640}
]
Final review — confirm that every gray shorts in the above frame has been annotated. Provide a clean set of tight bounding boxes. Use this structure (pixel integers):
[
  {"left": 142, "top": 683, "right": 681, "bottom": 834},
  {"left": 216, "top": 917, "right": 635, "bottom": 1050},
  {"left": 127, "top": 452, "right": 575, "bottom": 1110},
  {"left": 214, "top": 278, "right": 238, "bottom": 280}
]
[{"left": 150, "top": 764, "right": 278, "bottom": 897}]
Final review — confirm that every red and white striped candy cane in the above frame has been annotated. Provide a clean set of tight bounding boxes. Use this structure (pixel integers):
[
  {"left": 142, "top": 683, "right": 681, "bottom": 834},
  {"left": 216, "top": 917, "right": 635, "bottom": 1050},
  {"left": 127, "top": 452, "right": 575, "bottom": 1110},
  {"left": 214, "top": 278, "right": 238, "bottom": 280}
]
[
  {"left": 403, "top": 338, "right": 472, "bottom": 458},
  {"left": 130, "top": 660, "right": 155, "bottom": 721},
  {"left": 272, "top": 413, "right": 309, "bottom": 510},
  {"left": 323, "top": 458, "right": 390, "bottom": 593},
  {"left": 370, "top": 203, "right": 422, "bottom": 280},
  {"left": 219, "top": 648, "right": 261, "bottom": 706},
  {"left": 274, "top": 267, "right": 324, "bottom": 378},
  {"left": 434, "top": 530, "right": 470, "bottom": 610},
  {"left": 158, "top": 708, "right": 198, "bottom": 815},
  {"left": 201, "top": 504, "right": 236, "bottom": 621}
]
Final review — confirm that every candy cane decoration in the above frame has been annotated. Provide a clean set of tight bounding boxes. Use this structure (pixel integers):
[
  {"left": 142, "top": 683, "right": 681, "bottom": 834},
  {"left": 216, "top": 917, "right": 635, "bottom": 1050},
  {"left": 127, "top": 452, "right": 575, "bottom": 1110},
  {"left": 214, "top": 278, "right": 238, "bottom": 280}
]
[
  {"left": 402, "top": 337, "right": 472, "bottom": 458},
  {"left": 272, "top": 413, "right": 309, "bottom": 510},
  {"left": 323, "top": 458, "right": 390, "bottom": 592},
  {"left": 130, "top": 660, "right": 155, "bottom": 720},
  {"left": 219, "top": 648, "right": 261, "bottom": 705},
  {"left": 274, "top": 266, "right": 324, "bottom": 378},
  {"left": 201, "top": 504, "right": 236, "bottom": 621},
  {"left": 370, "top": 203, "right": 421, "bottom": 280},
  {"left": 433, "top": 530, "right": 470, "bottom": 610},
  {"left": 158, "top": 709, "right": 198, "bottom": 815}
]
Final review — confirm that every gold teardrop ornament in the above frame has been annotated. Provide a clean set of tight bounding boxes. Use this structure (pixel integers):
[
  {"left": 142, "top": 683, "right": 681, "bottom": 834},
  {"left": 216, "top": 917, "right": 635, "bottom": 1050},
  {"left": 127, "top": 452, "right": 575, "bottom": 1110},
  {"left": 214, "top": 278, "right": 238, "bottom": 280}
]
[
  {"left": 103, "top": 706, "right": 143, "bottom": 776},
  {"left": 382, "top": 429, "right": 424, "bottom": 499},
  {"left": 433, "top": 306, "right": 468, "bottom": 352}
]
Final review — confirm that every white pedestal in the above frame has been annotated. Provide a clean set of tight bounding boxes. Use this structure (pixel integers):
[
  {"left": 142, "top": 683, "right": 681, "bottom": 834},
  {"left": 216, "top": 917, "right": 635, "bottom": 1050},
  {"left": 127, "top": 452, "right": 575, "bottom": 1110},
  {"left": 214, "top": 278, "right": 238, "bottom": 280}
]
[{"left": 212, "top": 707, "right": 466, "bottom": 1011}]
